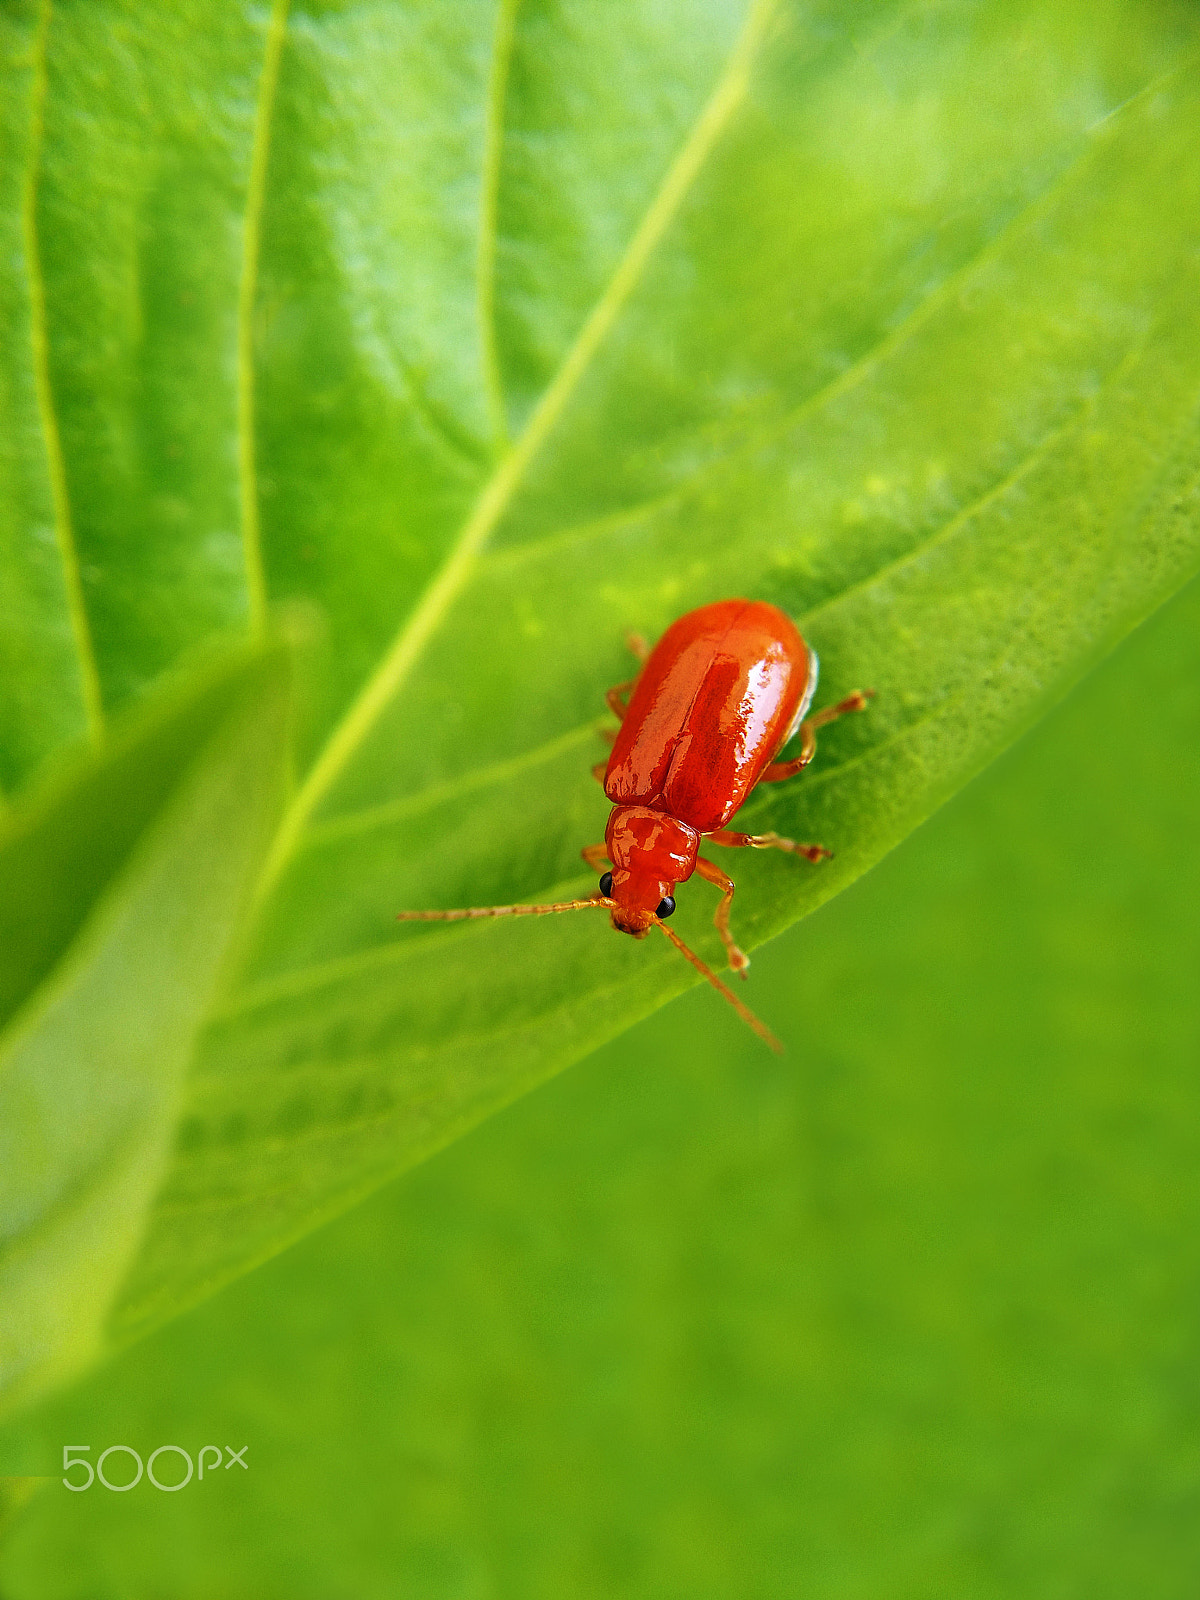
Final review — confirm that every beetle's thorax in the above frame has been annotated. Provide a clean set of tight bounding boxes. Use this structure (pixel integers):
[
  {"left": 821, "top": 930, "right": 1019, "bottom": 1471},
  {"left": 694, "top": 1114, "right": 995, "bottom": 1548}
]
[{"left": 604, "top": 805, "right": 698, "bottom": 937}]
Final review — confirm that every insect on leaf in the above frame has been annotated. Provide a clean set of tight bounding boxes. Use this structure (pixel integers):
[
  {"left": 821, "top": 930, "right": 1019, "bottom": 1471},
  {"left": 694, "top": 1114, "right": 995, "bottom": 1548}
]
[{"left": 0, "top": 0, "right": 1198, "bottom": 1357}]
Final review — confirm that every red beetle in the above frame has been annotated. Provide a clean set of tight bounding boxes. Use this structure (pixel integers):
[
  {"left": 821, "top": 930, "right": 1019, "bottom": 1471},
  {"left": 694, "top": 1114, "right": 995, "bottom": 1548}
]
[{"left": 398, "top": 599, "right": 872, "bottom": 1049}]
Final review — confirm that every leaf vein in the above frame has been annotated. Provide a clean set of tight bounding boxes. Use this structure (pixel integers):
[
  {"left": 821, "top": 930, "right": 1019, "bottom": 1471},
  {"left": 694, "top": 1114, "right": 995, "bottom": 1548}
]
[
  {"left": 237, "top": 0, "right": 290, "bottom": 639},
  {"left": 802, "top": 358, "right": 1143, "bottom": 632},
  {"left": 23, "top": 0, "right": 104, "bottom": 743},
  {"left": 303, "top": 720, "right": 594, "bottom": 848}
]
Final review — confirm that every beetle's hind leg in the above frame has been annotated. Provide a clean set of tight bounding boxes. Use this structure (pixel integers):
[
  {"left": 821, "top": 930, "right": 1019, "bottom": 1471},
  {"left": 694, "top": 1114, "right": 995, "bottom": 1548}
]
[
  {"left": 695, "top": 857, "right": 750, "bottom": 978},
  {"left": 707, "top": 828, "right": 832, "bottom": 864},
  {"left": 761, "top": 689, "right": 874, "bottom": 782}
]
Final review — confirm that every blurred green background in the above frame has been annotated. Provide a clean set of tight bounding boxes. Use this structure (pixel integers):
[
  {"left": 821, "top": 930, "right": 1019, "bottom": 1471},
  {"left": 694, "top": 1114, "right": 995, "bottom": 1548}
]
[{"left": 2, "top": 572, "right": 1196, "bottom": 1599}]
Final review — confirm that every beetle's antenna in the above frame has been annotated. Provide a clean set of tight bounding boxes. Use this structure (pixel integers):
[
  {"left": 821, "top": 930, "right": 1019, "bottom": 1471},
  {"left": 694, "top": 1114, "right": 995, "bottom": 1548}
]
[
  {"left": 397, "top": 896, "right": 615, "bottom": 923},
  {"left": 654, "top": 919, "right": 783, "bottom": 1054},
  {"left": 396, "top": 898, "right": 782, "bottom": 1052}
]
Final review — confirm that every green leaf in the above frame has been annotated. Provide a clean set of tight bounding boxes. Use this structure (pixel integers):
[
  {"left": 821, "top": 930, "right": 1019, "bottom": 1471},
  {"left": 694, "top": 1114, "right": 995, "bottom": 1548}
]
[
  {"left": 2, "top": 0, "right": 1200, "bottom": 1352},
  {"left": 0, "top": 647, "right": 291, "bottom": 1418}
]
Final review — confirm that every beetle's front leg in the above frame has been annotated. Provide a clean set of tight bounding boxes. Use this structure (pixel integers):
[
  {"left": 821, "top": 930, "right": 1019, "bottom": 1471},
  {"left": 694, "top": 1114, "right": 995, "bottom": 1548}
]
[
  {"left": 707, "top": 828, "right": 831, "bottom": 863},
  {"left": 695, "top": 857, "right": 749, "bottom": 978}
]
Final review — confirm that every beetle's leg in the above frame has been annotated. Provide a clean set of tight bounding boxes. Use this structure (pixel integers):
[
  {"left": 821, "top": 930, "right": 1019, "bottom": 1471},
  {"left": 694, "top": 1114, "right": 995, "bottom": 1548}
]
[
  {"left": 604, "top": 637, "right": 649, "bottom": 721},
  {"left": 760, "top": 690, "right": 874, "bottom": 782},
  {"left": 760, "top": 724, "right": 816, "bottom": 781},
  {"left": 707, "top": 829, "right": 831, "bottom": 864},
  {"left": 605, "top": 679, "right": 637, "bottom": 720},
  {"left": 581, "top": 842, "right": 611, "bottom": 875},
  {"left": 695, "top": 857, "right": 750, "bottom": 978},
  {"left": 591, "top": 762, "right": 608, "bottom": 782}
]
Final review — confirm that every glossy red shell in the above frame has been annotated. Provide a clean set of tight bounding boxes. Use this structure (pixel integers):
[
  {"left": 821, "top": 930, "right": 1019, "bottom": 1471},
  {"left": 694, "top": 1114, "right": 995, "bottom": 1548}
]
[{"left": 604, "top": 599, "right": 815, "bottom": 834}]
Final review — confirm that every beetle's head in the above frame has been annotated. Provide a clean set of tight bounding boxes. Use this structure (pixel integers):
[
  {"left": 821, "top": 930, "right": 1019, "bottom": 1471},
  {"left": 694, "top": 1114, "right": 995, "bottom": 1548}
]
[
  {"left": 600, "top": 806, "right": 693, "bottom": 937},
  {"left": 598, "top": 868, "right": 676, "bottom": 938}
]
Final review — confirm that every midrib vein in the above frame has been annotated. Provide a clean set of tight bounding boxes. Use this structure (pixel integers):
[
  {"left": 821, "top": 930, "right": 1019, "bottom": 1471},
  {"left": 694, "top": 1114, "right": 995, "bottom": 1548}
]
[
  {"left": 237, "top": 0, "right": 289, "bottom": 639},
  {"left": 25, "top": 0, "right": 104, "bottom": 743},
  {"left": 255, "top": 0, "right": 776, "bottom": 899}
]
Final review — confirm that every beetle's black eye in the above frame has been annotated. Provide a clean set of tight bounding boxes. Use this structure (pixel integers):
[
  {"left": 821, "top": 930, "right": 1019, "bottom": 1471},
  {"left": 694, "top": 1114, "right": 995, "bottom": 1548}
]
[
  {"left": 599, "top": 872, "right": 613, "bottom": 897},
  {"left": 656, "top": 896, "right": 676, "bottom": 919}
]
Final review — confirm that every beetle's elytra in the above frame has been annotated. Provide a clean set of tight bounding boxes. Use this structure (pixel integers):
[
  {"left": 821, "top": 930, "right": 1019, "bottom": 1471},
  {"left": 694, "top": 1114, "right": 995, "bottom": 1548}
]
[{"left": 397, "top": 599, "right": 872, "bottom": 1049}]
